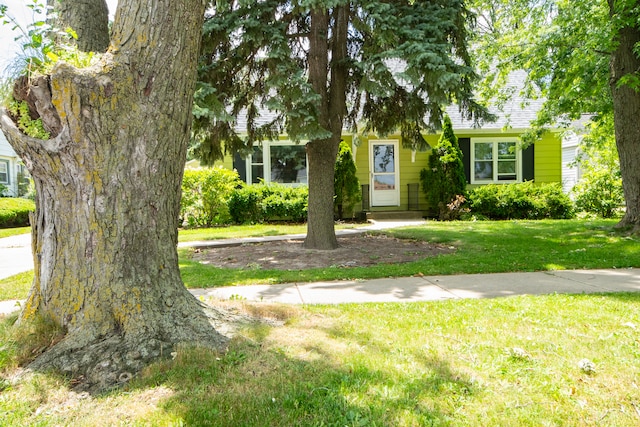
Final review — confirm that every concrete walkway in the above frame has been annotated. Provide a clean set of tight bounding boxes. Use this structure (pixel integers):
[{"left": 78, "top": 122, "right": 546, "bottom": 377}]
[
  {"left": 191, "top": 268, "right": 640, "bottom": 305},
  {"left": 1, "top": 221, "right": 639, "bottom": 315},
  {"left": 0, "top": 233, "right": 32, "bottom": 280}
]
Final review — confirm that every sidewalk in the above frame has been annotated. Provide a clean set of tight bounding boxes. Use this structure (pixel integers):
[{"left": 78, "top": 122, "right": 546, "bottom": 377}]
[
  {"left": 0, "top": 233, "right": 32, "bottom": 280},
  {"left": 192, "top": 268, "right": 640, "bottom": 305},
  {"left": 1, "top": 222, "right": 639, "bottom": 316},
  {"left": 3, "top": 268, "right": 639, "bottom": 316}
]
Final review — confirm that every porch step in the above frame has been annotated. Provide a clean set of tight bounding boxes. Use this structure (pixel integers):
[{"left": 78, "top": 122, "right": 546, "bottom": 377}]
[{"left": 365, "top": 211, "right": 425, "bottom": 221}]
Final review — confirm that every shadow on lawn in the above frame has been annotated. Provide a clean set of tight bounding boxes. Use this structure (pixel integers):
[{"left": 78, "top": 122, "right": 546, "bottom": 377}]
[{"left": 134, "top": 321, "right": 476, "bottom": 426}]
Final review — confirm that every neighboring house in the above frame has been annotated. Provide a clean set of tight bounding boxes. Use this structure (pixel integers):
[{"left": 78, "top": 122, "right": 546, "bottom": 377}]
[
  {"left": 0, "top": 131, "right": 23, "bottom": 197},
  {"left": 561, "top": 131, "right": 582, "bottom": 194}
]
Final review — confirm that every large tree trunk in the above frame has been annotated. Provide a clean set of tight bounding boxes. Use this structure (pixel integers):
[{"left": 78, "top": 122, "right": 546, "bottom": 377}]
[
  {"left": 49, "top": 0, "right": 110, "bottom": 52},
  {"left": 304, "top": 5, "right": 349, "bottom": 249},
  {"left": 305, "top": 139, "right": 340, "bottom": 249},
  {"left": 608, "top": 1, "right": 640, "bottom": 233},
  {"left": 0, "top": 0, "right": 228, "bottom": 391}
]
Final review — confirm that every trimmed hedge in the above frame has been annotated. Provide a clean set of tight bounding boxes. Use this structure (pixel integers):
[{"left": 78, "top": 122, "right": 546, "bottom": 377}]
[
  {"left": 181, "top": 167, "right": 242, "bottom": 227},
  {"left": 0, "top": 198, "right": 35, "bottom": 228},
  {"left": 228, "top": 183, "right": 308, "bottom": 223},
  {"left": 467, "top": 181, "right": 574, "bottom": 220}
]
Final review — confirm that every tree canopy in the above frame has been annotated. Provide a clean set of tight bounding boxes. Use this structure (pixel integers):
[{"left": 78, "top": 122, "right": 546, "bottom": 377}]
[
  {"left": 192, "top": 0, "right": 494, "bottom": 163},
  {"left": 470, "top": 0, "right": 640, "bottom": 230}
]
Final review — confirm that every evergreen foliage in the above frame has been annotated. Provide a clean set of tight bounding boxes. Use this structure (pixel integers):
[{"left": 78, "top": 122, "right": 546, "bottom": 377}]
[
  {"left": 420, "top": 116, "right": 466, "bottom": 220},
  {"left": 193, "top": 1, "right": 493, "bottom": 163},
  {"left": 194, "top": 0, "right": 494, "bottom": 246},
  {"left": 334, "top": 141, "right": 361, "bottom": 219}
]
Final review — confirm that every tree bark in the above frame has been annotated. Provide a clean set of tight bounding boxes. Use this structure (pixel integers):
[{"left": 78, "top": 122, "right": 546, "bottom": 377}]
[
  {"left": 608, "top": 1, "right": 640, "bottom": 232},
  {"left": 0, "top": 0, "right": 231, "bottom": 391},
  {"left": 49, "top": 0, "right": 110, "bottom": 52},
  {"left": 304, "top": 5, "right": 349, "bottom": 249}
]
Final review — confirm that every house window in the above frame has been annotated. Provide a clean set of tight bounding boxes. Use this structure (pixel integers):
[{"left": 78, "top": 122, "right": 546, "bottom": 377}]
[
  {"left": 471, "top": 138, "right": 521, "bottom": 184},
  {"left": 0, "top": 160, "right": 9, "bottom": 185},
  {"left": 246, "top": 141, "right": 308, "bottom": 185},
  {"left": 249, "top": 146, "right": 265, "bottom": 184}
]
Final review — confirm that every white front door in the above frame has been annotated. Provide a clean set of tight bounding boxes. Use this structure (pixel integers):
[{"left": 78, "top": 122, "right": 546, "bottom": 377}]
[{"left": 370, "top": 140, "right": 400, "bottom": 206}]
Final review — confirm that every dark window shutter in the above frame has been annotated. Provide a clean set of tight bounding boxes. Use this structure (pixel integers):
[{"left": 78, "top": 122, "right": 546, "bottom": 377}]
[
  {"left": 522, "top": 145, "right": 534, "bottom": 181},
  {"left": 233, "top": 153, "right": 247, "bottom": 183},
  {"left": 458, "top": 138, "right": 471, "bottom": 183}
]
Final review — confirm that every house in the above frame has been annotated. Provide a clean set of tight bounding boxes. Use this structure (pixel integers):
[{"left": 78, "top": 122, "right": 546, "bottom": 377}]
[
  {"left": 561, "top": 130, "right": 582, "bottom": 194},
  {"left": 0, "top": 131, "right": 24, "bottom": 197},
  {"left": 225, "top": 86, "right": 563, "bottom": 217}
]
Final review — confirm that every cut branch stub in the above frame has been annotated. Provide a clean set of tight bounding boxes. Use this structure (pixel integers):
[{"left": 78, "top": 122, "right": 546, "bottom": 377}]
[{"left": 12, "top": 75, "right": 62, "bottom": 138}]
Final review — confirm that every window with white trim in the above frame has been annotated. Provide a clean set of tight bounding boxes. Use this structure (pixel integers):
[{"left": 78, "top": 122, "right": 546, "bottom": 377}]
[
  {"left": 246, "top": 141, "right": 308, "bottom": 186},
  {"left": 471, "top": 138, "right": 522, "bottom": 184},
  {"left": 0, "top": 160, "right": 9, "bottom": 185}
]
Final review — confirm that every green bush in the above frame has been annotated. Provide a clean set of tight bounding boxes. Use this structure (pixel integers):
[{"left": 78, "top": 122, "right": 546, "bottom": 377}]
[
  {"left": 467, "top": 181, "right": 574, "bottom": 220},
  {"left": 228, "top": 183, "right": 308, "bottom": 223},
  {"left": 0, "top": 198, "right": 35, "bottom": 228},
  {"left": 180, "top": 167, "right": 242, "bottom": 227},
  {"left": 572, "top": 169, "right": 624, "bottom": 218},
  {"left": 420, "top": 116, "right": 467, "bottom": 220},
  {"left": 334, "top": 141, "right": 361, "bottom": 219}
]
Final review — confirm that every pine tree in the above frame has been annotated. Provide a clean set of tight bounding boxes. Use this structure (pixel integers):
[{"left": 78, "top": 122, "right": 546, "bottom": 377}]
[
  {"left": 420, "top": 116, "right": 467, "bottom": 220},
  {"left": 334, "top": 141, "right": 361, "bottom": 219},
  {"left": 193, "top": 0, "right": 493, "bottom": 248}
]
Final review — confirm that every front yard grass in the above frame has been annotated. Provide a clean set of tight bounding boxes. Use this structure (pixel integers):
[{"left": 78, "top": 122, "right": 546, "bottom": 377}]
[
  {"left": 1, "top": 292, "right": 639, "bottom": 425},
  {"left": 1, "top": 219, "right": 639, "bottom": 425},
  {"left": 180, "top": 218, "right": 640, "bottom": 288},
  {"left": 2, "top": 219, "right": 638, "bottom": 299},
  {"left": 0, "top": 226, "right": 30, "bottom": 239}
]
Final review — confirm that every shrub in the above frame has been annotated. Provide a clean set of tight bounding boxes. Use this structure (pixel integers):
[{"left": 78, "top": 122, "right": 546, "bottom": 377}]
[
  {"left": 420, "top": 116, "right": 467, "bottom": 220},
  {"left": 572, "top": 169, "right": 624, "bottom": 218},
  {"left": 334, "top": 141, "right": 361, "bottom": 219},
  {"left": 467, "top": 181, "right": 574, "bottom": 220},
  {"left": 228, "top": 183, "right": 308, "bottom": 223},
  {"left": 180, "top": 167, "right": 242, "bottom": 227},
  {"left": 0, "top": 197, "right": 35, "bottom": 228}
]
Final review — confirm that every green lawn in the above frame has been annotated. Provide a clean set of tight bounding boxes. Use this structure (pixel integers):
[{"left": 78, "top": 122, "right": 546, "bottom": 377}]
[
  {"left": 180, "top": 219, "right": 639, "bottom": 288},
  {"left": 2, "top": 293, "right": 639, "bottom": 425},
  {"left": 2, "top": 219, "right": 639, "bottom": 300},
  {"left": 1, "top": 219, "right": 639, "bottom": 425},
  {"left": 0, "top": 226, "right": 30, "bottom": 239}
]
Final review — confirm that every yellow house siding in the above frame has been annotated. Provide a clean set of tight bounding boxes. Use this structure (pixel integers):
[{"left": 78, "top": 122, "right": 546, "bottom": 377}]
[
  {"left": 214, "top": 129, "right": 562, "bottom": 214},
  {"left": 534, "top": 132, "right": 562, "bottom": 183},
  {"left": 353, "top": 134, "right": 430, "bottom": 211},
  {"left": 185, "top": 156, "right": 233, "bottom": 170}
]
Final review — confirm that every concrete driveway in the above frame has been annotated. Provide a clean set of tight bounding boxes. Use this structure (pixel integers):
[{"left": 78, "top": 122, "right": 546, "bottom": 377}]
[{"left": 0, "top": 233, "right": 33, "bottom": 280}]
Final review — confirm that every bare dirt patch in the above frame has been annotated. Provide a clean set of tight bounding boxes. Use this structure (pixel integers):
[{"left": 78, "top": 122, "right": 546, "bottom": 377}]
[{"left": 192, "top": 233, "right": 454, "bottom": 270}]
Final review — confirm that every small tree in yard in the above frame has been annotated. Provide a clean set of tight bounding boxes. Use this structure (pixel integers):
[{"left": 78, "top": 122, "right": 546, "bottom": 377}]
[
  {"left": 420, "top": 116, "right": 467, "bottom": 220},
  {"left": 334, "top": 141, "right": 360, "bottom": 219},
  {"left": 572, "top": 117, "right": 624, "bottom": 218}
]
